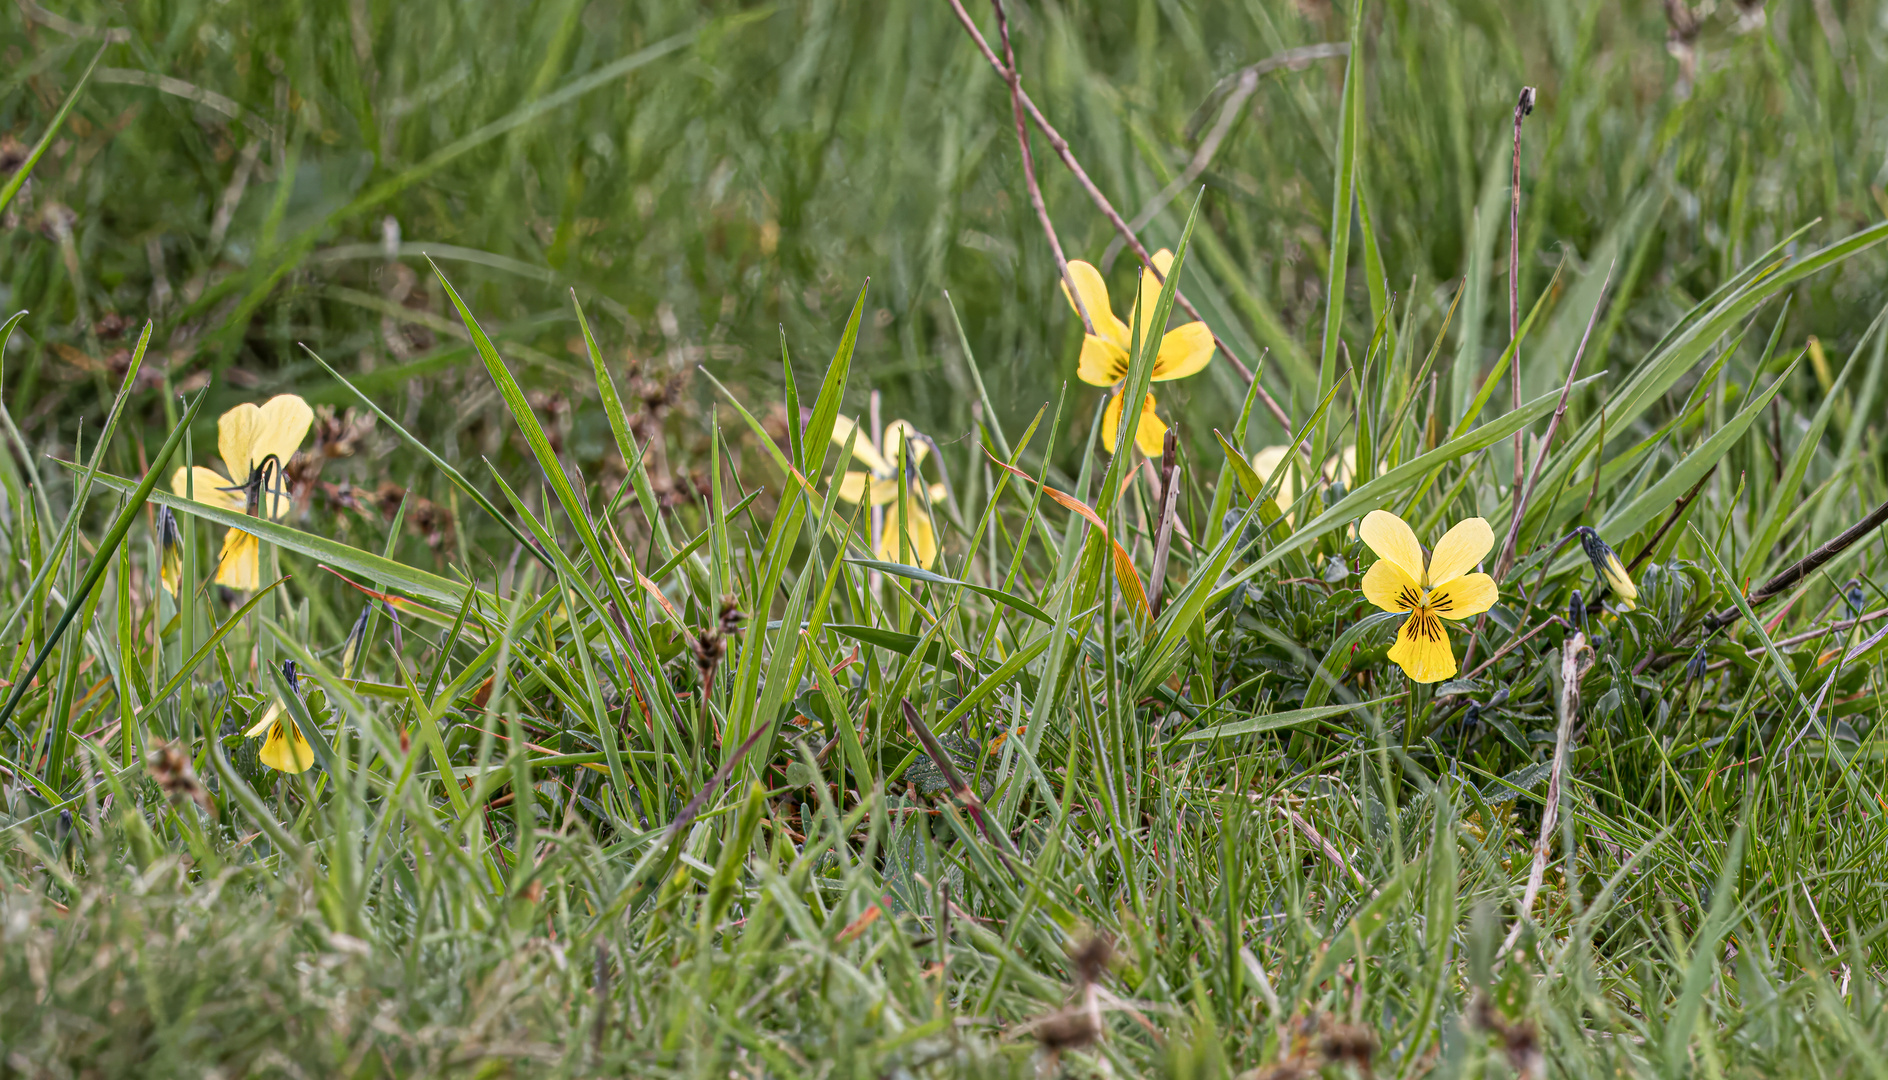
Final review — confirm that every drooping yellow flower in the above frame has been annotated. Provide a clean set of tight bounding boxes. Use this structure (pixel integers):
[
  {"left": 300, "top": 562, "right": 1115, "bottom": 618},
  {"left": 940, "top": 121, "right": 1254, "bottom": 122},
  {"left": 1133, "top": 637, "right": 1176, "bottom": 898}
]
[
  {"left": 1573, "top": 526, "right": 1637, "bottom": 611},
  {"left": 170, "top": 395, "right": 313, "bottom": 591},
  {"left": 340, "top": 604, "right": 372, "bottom": 680},
  {"left": 155, "top": 506, "right": 183, "bottom": 597},
  {"left": 1252, "top": 444, "right": 1357, "bottom": 515},
  {"left": 1061, "top": 249, "right": 1214, "bottom": 456},
  {"left": 830, "top": 415, "right": 946, "bottom": 569},
  {"left": 243, "top": 700, "right": 314, "bottom": 773},
  {"left": 1359, "top": 510, "right": 1499, "bottom": 684}
]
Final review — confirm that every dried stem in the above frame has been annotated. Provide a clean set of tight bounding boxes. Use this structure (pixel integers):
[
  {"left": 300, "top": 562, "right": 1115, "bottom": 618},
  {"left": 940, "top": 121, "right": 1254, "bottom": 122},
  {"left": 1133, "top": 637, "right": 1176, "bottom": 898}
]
[
  {"left": 990, "top": 0, "right": 1093, "bottom": 335},
  {"left": 1103, "top": 43, "right": 1348, "bottom": 269},
  {"left": 1626, "top": 466, "right": 1715, "bottom": 575},
  {"left": 1496, "top": 259, "right": 1610, "bottom": 578},
  {"left": 1705, "top": 495, "right": 1888, "bottom": 628},
  {"left": 945, "top": 0, "right": 1302, "bottom": 439},
  {"left": 1499, "top": 630, "right": 1586, "bottom": 960},
  {"left": 1502, "top": 87, "right": 1535, "bottom": 574}
]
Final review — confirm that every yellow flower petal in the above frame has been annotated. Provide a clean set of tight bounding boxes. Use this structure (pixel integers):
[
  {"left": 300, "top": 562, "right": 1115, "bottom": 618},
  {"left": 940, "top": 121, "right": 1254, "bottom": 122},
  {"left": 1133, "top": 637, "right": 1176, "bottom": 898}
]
[
  {"left": 830, "top": 414, "right": 891, "bottom": 475},
  {"left": 1131, "top": 249, "right": 1179, "bottom": 348},
  {"left": 1361, "top": 558, "right": 1421, "bottom": 614},
  {"left": 1101, "top": 391, "right": 1167, "bottom": 457},
  {"left": 244, "top": 701, "right": 281, "bottom": 737},
  {"left": 159, "top": 536, "right": 183, "bottom": 598},
  {"left": 1077, "top": 334, "right": 1131, "bottom": 388},
  {"left": 1427, "top": 572, "right": 1498, "bottom": 621},
  {"left": 216, "top": 528, "right": 261, "bottom": 591},
  {"left": 1152, "top": 322, "right": 1214, "bottom": 381},
  {"left": 171, "top": 466, "right": 244, "bottom": 510},
  {"left": 1388, "top": 610, "right": 1457, "bottom": 683},
  {"left": 1252, "top": 445, "right": 1297, "bottom": 512},
  {"left": 1602, "top": 552, "right": 1638, "bottom": 611},
  {"left": 1426, "top": 516, "right": 1493, "bottom": 588},
  {"left": 882, "top": 419, "right": 929, "bottom": 468},
  {"left": 258, "top": 712, "right": 315, "bottom": 774},
  {"left": 1359, "top": 510, "right": 1425, "bottom": 586},
  {"left": 218, "top": 395, "right": 312, "bottom": 486},
  {"left": 867, "top": 477, "right": 904, "bottom": 506},
  {"left": 1062, "top": 260, "right": 1130, "bottom": 349},
  {"left": 836, "top": 471, "right": 872, "bottom": 504},
  {"left": 879, "top": 499, "right": 938, "bottom": 569}
]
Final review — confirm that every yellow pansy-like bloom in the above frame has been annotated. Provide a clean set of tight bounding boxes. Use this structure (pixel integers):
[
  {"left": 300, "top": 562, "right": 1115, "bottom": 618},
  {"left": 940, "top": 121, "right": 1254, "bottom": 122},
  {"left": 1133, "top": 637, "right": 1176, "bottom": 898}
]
[
  {"left": 1252, "top": 444, "right": 1356, "bottom": 515},
  {"left": 170, "top": 394, "right": 313, "bottom": 591},
  {"left": 1573, "top": 526, "right": 1637, "bottom": 611},
  {"left": 243, "top": 700, "right": 314, "bottom": 773},
  {"left": 155, "top": 506, "right": 184, "bottom": 597},
  {"left": 1359, "top": 510, "right": 1499, "bottom": 684},
  {"left": 830, "top": 414, "right": 946, "bottom": 569},
  {"left": 1061, "top": 249, "right": 1214, "bottom": 456}
]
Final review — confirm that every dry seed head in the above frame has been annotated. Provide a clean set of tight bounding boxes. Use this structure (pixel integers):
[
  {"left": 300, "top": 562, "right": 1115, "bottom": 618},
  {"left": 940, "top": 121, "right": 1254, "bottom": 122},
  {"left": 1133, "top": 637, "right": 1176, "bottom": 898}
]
[
  {"left": 693, "top": 628, "right": 726, "bottom": 678},
  {"left": 717, "top": 597, "right": 746, "bottom": 636},
  {"left": 1317, "top": 1015, "right": 1379, "bottom": 1077},
  {"left": 1030, "top": 1004, "right": 1102, "bottom": 1053},
  {"left": 1068, "top": 934, "right": 1113, "bottom": 986},
  {"left": 147, "top": 741, "right": 214, "bottom": 815}
]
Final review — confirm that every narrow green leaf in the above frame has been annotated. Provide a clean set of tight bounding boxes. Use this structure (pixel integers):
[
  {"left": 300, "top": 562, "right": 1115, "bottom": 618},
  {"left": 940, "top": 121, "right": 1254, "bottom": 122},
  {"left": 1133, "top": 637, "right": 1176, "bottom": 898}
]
[
  {"left": 846, "top": 559, "right": 1053, "bottom": 625},
  {"left": 0, "top": 43, "right": 105, "bottom": 216}
]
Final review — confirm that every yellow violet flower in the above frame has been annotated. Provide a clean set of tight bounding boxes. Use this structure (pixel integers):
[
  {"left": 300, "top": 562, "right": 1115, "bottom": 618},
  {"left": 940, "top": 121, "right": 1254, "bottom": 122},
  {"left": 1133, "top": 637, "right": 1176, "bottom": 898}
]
[
  {"left": 1573, "top": 526, "right": 1637, "bottom": 611},
  {"left": 1252, "top": 444, "right": 1356, "bottom": 515},
  {"left": 1359, "top": 510, "right": 1499, "bottom": 684},
  {"left": 170, "top": 395, "right": 313, "bottom": 591},
  {"left": 155, "top": 506, "right": 183, "bottom": 597},
  {"left": 243, "top": 700, "right": 314, "bottom": 773},
  {"left": 830, "top": 414, "right": 946, "bottom": 569},
  {"left": 244, "top": 661, "right": 315, "bottom": 774},
  {"left": 1061, "top": 249, "right": 1214, "bottom": 456}
]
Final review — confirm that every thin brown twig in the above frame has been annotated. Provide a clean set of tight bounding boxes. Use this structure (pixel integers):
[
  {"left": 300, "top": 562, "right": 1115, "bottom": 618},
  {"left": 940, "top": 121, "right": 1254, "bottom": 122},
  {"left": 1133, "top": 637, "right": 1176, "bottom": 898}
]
[
  {"left": 1499, "top": 630, "right": 1586, "bottom": 961},
  {"left": 1496, "top": 259, "right": 1610, "bottom": 579},
  {"left": 1465, "top": 614, "right": 1566, "bottom": 681},
  {"left": 1582, "top": 406, "right": 1606, "bottom": 516},
  {"left": 945, "top": 0, "right": 1301, "bottom": 439},
  {"left": 1501, "top": 87, "right": 1536, "bottom": 577},
  {"left": 1705, "top": 496, "right": 1888, "bottom": 627},
  {"left": 1280, "top": 802, "right": 1369, "bottom": 890},
  {"left": 1703, "top": 605, "right": 1888, "bottom": 672},
  {"left": 990, "top": 0, "right": 1093, "bottom": 336},
  {"left": 1103, "top": 42, "right": 1349, "bottom": 269},
  {"left": 1626, "top": 466, "right": 1715, "bottom": 575}
]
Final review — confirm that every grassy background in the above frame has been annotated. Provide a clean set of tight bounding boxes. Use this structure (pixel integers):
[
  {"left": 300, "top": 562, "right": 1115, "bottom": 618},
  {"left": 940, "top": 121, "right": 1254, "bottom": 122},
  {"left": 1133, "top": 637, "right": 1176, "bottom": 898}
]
[{"left": 5, "top": 0, "right": 1888, "bottom": 1077}]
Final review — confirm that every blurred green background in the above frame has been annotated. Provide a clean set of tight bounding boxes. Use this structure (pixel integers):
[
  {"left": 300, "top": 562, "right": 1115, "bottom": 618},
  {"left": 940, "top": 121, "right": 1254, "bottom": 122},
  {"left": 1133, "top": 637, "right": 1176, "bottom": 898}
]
[{"left": 3, "top": 0, "right": 1884, "bottom": 506}]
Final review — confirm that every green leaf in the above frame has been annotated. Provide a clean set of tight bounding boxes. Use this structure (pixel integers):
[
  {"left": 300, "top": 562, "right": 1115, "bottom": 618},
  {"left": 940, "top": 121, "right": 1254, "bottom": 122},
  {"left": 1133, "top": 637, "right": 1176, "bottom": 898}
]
[
  {"left": 1294, "top": 856, "right": 1422, "bottom": 1000},
  {"left": 1743, "top": 302, "right": 1880, "bottom": 581},
  {"left": 1, "top": 389, "right": 209, "bottom": 734},
  {"left": 1177, "top": 695, "right": 1400, "bottom": 743},
  {"left": 302, "top": 344, "right": 550, "bottom": 566},
  {"left": 1595, "top": 355, "right": 1801, "bottom": 552},
  {"left": 1314, "top": 4, "right": 1366, "bottom": 466},
  {"left": 1214, "top": 429, "right": 1266, "bottom": 500},
  {"left": 72, "top": 466, "right": 468, "bottom": 606},
  {"left": 826, "top": 624, "right": 945, "bottom": 664},
  {"left": 845, "top": 559, "right": 1053, "bottom": 625},
  {"left": 803, "top": 282, "right": 869, "bottom": 478},
  {"left": 0, "top": 43, "right": 105, "bottom": 217},
  {"left": 1519, "top": 218, "right": 1888, "bottom": 518}
]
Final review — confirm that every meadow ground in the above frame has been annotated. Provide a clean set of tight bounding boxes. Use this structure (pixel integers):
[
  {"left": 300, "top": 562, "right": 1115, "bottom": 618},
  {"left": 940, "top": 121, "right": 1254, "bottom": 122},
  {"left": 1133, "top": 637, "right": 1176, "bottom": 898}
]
[{"left": 4, "top": 1, "right": 1888, "bottom": 1076}]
